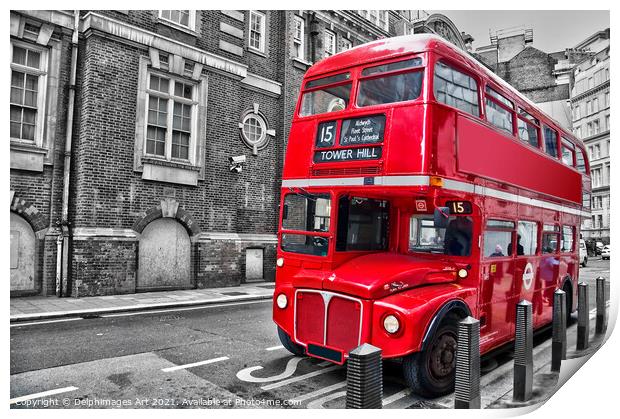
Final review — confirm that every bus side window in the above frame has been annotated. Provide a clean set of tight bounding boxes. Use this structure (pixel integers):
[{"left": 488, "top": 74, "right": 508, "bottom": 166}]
[
  {"left": 433, "top": 61, "right": 479, "bottom": 117},
  {"left": 483, "top": 220, "right": 515, "bottom": 257},
  {"left": 543, "top": 125, "right": 559, "bottom": 158},
  {"left": 561, "top": 225, "right": 575, "bottom": 252},
  {"left": 542, "top": 232, "right": 559, "bottom": 254},
  {"left": 517, "top": 221, "right": 538, "bottom": 256}
]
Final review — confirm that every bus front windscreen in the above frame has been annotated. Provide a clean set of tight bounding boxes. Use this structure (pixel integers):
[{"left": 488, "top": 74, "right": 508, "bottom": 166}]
[
  {"left": 281, "top": 193, "right": 331, "bottom": 256},
  {"left": 409, "top": 215, "right": 473, "bottom": 256}
]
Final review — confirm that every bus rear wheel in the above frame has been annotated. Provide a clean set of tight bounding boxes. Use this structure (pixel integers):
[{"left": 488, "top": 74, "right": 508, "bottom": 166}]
[
  {"left": 403, "top": 320, "right": 458, "bottom": 397},
  {"left": 277, "top": 326, "right": 306, "bottom": 356}
]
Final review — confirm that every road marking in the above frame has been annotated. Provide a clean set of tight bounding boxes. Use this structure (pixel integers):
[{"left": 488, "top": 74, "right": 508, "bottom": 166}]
[
  {"left": 261, "top": 365, "right": 341, "bottom": 390},
  {"left": 237, "top": 357, "right": 304, "bottom": 383},
  {"left": 10, "top": 386, "right": 79, "bottom": 405},
  {"left": 161, "top": 356, "right": 229, "bottom": 372},
  {"left": 100, "top": 299, "right": 271, "bottom": 318},
  {"left": 265, "top": 345, "right": 284, "bottom": 351},
  {"left": 10, "top": 318, "right": 83, "bottom": 328},
  {"left": 306, "top": 390, "right": 346, "bottom": 409},
  {"left": 292, "top": 381, "right": 346, "bottom": 403},
  {"left": 382, "top": 388, "right": 412, "bottom": 406}
]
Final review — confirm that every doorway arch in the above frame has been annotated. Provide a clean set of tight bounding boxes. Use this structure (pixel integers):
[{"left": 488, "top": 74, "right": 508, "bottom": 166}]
[{"left": 10, "top": 212, "right": 36, "bottom": 292}]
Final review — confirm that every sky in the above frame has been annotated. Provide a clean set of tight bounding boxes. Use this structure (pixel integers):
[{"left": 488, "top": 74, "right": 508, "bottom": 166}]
[{"left": 432, "top": 10, "right": 610, "bottom": 53}]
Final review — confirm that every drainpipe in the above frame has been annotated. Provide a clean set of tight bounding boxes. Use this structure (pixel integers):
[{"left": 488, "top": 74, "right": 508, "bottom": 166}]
[
  {"left": 56, "top": 10, "right": 79, "bottom": 297},
  {"left": 309, "top": 13, "right": 320, "bottom": 63}
]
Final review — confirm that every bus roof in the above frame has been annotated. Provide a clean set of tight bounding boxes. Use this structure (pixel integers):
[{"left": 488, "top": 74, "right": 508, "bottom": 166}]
[{"left": 305, "top": 34, "right": 585, "bottom": 150}]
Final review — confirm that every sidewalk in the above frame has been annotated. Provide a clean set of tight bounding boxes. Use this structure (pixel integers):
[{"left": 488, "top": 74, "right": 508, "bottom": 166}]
[{"left": 10, "top": 283, "right": 275, "bottom": 322}]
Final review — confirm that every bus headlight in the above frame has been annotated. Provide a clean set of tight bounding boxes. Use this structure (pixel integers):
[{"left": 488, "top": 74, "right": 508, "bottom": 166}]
[
  {"left": 383, "top": 314, "right": 400, "bottom": 334},
  {"left": 276, "top": 293, "right": 288, "bottom": 309},
  {"left": 458, "top": 268, "right": 468, "bottom": 278},
  {"left": 276, "top": 258, "right": 284, "bottom": 267}
]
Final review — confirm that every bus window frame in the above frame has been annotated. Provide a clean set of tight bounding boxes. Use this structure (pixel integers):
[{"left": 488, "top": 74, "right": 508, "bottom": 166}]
[
  {"left": 430, "top": 57, "right": 483, "bottom": 119},
  {"left": 516, "top": 219, "right": 540, "bottom": 257},
  {"left": 297, "top": 75, "right": 354, "bottom": 118},
  {"left": 482, "top": 218, "right": 516, "bottom": 260},
  {"left": 355, "top": 54, "right": 426, "bottom": 109},
  {"left": 560, "top": 225, "right": 575, "bottom": 253},
  {"left": 542, "top": 124, "right": 561, "bottom": 160},
  {"left": 483, "top": 83, "right": 517, "bottom": 137},
  {"left": 516, "top": 107, "right": 541, "bottom": 149},
  {"left": 561, "top": 137, "right": 576, "bottom": 167}
]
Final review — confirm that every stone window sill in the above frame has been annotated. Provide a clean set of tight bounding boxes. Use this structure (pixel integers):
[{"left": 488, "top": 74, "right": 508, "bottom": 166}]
[
  {"left": 141, "top": 157, "right": 200, "bottom": 186},
  {"left": 157, "top": 18, "right": 197, "bottom": 37},
  {"left": 10, "top": 142, "right": 47, "bottom": 172}
]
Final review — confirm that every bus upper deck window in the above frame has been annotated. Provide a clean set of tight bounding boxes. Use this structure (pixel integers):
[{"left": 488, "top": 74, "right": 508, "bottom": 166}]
[
  {"left": 300, "top": 73, "right": 351, "bottom": 117},
  {"left": 357, "top": 71, "right": 423, "bottom": 107},
  {"left": 543, "top": 125, "right": 559, "bottom": 158},
  {"left": 433, "top": 61, "right": 479, "bottom": 117}
]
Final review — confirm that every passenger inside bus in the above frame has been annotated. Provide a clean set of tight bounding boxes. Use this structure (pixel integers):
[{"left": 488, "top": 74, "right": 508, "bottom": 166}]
[
  {"left": 507, "top": 234, "right": 525, "bottom": 256},
  {"left": 443, "top": 216, "right": 473, "bottom": 256},
  {"left": 490, "top": 244, "right": 505, "bottom": 257}
]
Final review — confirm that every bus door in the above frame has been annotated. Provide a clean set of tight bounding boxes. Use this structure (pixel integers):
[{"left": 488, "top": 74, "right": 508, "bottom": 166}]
[
  {"left": 537, "top": 225, "right": 562, "bottom": 326},
  {"left": 479, "top": 220, "right": 516, "bottom": 345},
  {"left": 513, "top": 221, "right": 539, "bottom": 326}
]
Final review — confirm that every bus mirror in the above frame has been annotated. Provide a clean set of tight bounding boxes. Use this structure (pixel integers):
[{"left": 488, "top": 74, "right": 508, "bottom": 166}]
[{"left": 434, "top": 207, "right": 450, "bottom": 229}]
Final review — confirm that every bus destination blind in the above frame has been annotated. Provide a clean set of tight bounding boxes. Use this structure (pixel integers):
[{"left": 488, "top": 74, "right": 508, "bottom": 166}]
[
  {"left": 340, "top": 115, "right": 385, "bottom": 146},
  {"left": 313, "top": 146, "right": 382, "bottom": 163}
]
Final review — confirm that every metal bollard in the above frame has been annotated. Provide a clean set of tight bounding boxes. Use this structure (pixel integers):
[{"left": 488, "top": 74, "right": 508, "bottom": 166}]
[
  {"left": 346, "top": 343, "right": 382, "bottom": 409},
  {"left": 513, "top": 300, "right": 533, "bottom": 402},
  {"left": 596, "top": 277, "right": 607, "bottom": 335},
  {"left": 551, "top": 289, "right": 567, "bottom": 372},
  {"left": 454, "top": 316, "right": 481, "bottom": 409},
  {"left": 577, "top": 282, "right": 589, "bottom": 350}
]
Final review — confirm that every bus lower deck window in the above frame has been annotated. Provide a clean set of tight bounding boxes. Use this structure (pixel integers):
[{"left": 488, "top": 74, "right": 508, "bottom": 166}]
[
  {"left": 336, "top": 196, "right": 389, "bottom": 251},
  {"left": 409, "top": 215, "right": 472, "bottom": 256}
]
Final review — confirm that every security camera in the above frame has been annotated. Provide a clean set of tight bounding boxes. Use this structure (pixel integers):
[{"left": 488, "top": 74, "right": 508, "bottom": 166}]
[
  {"left": 229, "top": 155, "right": 246, "bottom": 173},
  {"left": 229, "top": 155, "right": 246, "bottom": 164}
]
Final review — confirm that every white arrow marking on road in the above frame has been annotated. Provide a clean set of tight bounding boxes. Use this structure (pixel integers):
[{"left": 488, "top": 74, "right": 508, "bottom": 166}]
[
  {"left": 265, "top": 345, "right": 284, "bottom": 351},
  {"left": 236, "top": 357, "right": 304, "bottom": 383},
  {"left": 291, "top": 380, "right": 346, "bottom": 403},
  {"left": 261, "top": 365, "right": 341, "bottom": 390},
  {"left": 10, "top": 386, "right": 79, "bottom": 404},
  {"left": 306, "top": 390, "right": 346, "bottom": 409},
  {"left": 161, "top": 356, "right": 229, "bottom": 372}
]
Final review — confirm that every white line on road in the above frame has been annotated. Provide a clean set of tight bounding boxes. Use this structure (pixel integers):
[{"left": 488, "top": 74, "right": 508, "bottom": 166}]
[
  {"left": 382, "top": 388, "right": 413, "bottom": 406},
  {"left": 10, "top": 386, "right": 79, "bottom": 405},
  {"left": 292, "top": 381, "right": 346, "bottom": 403},
  {"left": 237, "top": 357, "right": 304, "bottom": 383},
  {"left": 261, "top": 365, "right": 341, "bottom": 390},
  {"left": 306, "top": 390, "right": 346, "bottom": 409},
  {"left": 161, "top": 356, "right": 229, "bottom": 372},
  {"left": 101, "top": 299, "right": 271, "bottom": 318},
  {"left": 265, "top": 345, "right": 284, "bottom": 351},
  {"left": 10, "top": 318, "right": 83, "bottom": 328}
]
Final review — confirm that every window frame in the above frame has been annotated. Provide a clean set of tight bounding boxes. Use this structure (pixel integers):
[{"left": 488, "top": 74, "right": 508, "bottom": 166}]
[
  {"left": 484, "top": 84, "right": 515, "bottom": 136},
  {"left": 516, "top": 220, "right": 539, "bottom": 256},
  {"left": 292, "top": 15, "right": 305, "bottom": 61},
  {"left": 249, "top": 10, "right": 267, "bottom": 53},
  {"left": 560, "top": 225, "right": 575, "bottom": 253},
  {"left": 482, "top": 218, "right": 515, "bottom": 259},
  {"left": 356, "top": 57, "right": 425, "bottom": 108},
  {"left": 542, "top": 124, "right": 560, "bottom": 158},
  {"left": 561, "top": 138, "right": 576, "bottom": 167},
  {"left": 10, "top": 39, "right": 49, "bottom": 146},
  {"left": 432, "top": 59, "right": 481, "bottom": 118},
  {"left": 516, "top": 107, "right": 541, "bottom": 148},
  {"left": 144, "top": 70, "right": 198, "bottom": 163},
  {"left": 324, "top": 29, "right": 336, "bottom": 57},
  {"left": 158, "top": 10, "right": 196, "bottom": 32}
]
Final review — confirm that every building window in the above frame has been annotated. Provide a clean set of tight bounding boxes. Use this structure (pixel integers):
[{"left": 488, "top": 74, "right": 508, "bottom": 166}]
[
  {"left": 293, "top": 15, "right": 305, "bottom": 60},
  {"left": 605, "top": 92, "right": 610, "bottom": 107},
  {"left": 591, "top": 167, "right": 602, "bottom": 188},
  {"left": 238, "top": 105, "right": 274, "bottom": 154},
  {"left": 606, "top": 114, "right": 610, "bottom": 131},
  {"left": 587, "top": 122, "right": 593, "bottom": 137},
  {"left": 249, "top": 11, "right": 266, "bottom": 53},
  {"left": 145, "top": 72, "right": 196, "bottom": 161},
  {"left": 324, "top": 30, "right": 336, "bottom": 57},
  {"left": 341, "top": 38, "right": 353, "bottom": 51},
  {"left": 10, "top": 41, "right": 48, "bottom": 144},
  {"left": 593, "top": 97, "right": 599, "bottom": 113},
  {"left": 586, "top": 100, "right": 592, "bottom": 115},
  {"left": 159, "top": 10, "right": 195, "bottom": 30},
  {"left": 378, "top": 11, "right": 389, "bottom": 31},
  {"left": 593, "top": 119, "right": 600, "bottom": 134}
]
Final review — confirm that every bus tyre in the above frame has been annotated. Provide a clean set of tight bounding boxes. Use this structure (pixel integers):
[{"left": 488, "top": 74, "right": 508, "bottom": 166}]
[
  {"left": 403, "top": 320, "right": 458, "bottom": 398},
  {"left": 277, "top": 327, "right": 306, "bottom": 356}
]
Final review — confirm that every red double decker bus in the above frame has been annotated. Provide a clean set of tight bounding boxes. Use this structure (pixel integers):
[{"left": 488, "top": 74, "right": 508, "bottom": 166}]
[{"left": 272, "top": 34, "right": 590, "bottom": 396}]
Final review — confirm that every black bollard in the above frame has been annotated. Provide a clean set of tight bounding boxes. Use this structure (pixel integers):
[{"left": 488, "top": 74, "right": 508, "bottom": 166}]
[
  {"left": 577, "top": 282, "right": 589, "bottom": 350},
  {"left": 454, "top": 316, "right": 481, "bottom": 409},
  {"left": 596, "top": 277, "right": 607, "bottom": 335},
  {"left": 346, "top": 343, "right": 383, "bottom": 409},
  {"left": 513, "top": 300, "right": 533, "bottom": 402},
  {"left": 551, "top": 289, "right": 567, "bottom": 372}
]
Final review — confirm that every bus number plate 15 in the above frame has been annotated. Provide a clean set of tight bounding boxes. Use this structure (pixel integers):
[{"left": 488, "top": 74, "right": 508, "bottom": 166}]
[
  {"left": 446, "top": 201, "right": 472, "bottom": 215},
  {"left": 315, "top": 121, "right": 338, "bottom": 148}
]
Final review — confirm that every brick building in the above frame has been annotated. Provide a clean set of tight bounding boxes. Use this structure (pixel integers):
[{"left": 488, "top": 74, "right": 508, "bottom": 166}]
[{"left": 11, "top": 10, "right": 475, "bottom": 297}]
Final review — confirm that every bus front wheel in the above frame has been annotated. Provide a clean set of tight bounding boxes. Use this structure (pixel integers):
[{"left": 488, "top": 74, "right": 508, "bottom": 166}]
[
  {"left": 403, "top": 320, "right": 458, "bottom": 398},
  {"left": 277, "top": 327, "right": 306, "bottom": 356}
]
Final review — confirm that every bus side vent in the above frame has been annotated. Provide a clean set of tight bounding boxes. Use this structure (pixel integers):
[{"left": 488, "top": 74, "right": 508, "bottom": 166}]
[{"left": 311, "top": 166, "right": 381, "bottom": 177}]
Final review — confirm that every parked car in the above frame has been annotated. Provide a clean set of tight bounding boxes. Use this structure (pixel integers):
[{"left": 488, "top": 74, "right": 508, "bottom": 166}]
[
  {"left": 579, "top": 239, "right": 588, "bottom": 267},
  {"left": 595, "top": 241, "right": 605, "bottom": 255},
  {"left": 602, "top": 245, "right": 610, "bottom": 260}
]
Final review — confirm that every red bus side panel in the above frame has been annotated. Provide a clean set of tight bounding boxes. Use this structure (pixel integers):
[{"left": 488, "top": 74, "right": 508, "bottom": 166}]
[{"left": 456, "top": 116, "right": 582, "bottom": 204}]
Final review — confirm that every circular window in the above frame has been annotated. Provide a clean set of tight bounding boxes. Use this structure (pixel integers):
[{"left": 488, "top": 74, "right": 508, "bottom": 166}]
[{"left": 242, "top": 114, "right": 266, "bottom": 145}]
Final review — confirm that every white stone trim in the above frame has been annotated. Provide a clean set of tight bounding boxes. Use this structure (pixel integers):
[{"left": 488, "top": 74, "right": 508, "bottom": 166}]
[
  {"left": 222, "top": 10, "right": 245, "bottom": 22},
  {"left": 80, "top": 12, "right": 247, "bottom": 79},
  {"left": 195, "top": 232, "right": 278, "bottom": 243},
  {"left": 241, "top": 72, "right": 282, "bottom": 97},
  {"left": 72, "top": 228, "right": 138, "bottom": 240}
]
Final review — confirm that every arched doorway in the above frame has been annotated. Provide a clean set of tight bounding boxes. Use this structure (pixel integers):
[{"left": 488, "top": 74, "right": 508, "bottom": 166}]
[
  {"left": 10, "top": 212, "right": 36, "bottom": 292},
  {"left": 137, "top": 218, "right": 191, "bottom": 291}
]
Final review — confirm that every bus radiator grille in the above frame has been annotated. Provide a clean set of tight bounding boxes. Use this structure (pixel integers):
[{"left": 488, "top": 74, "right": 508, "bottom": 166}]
[{"left": 311, "top": 166, "right": 381, "bottom": 177}]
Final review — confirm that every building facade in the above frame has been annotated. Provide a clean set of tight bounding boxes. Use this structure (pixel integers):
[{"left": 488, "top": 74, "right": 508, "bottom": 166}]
[
  {"left": 569, "top": 30, "right": 611, "bottom": 243},
  {"left": 10, "top": 9, "right": 475, "bottom": 297}
]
